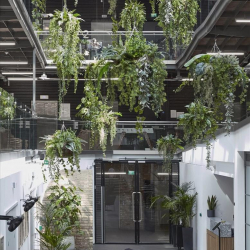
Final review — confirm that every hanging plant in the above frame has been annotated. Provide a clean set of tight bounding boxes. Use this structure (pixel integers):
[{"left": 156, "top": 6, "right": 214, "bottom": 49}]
[
  {"left": 81, "top": 0, "right": 167, "bottom": 139},
  {"left": 178, "top": 101, "right": 218, "bottom": 169},
  {"left": 149, "top": 0, "right": 156, "bottom": 14},
  {"left": 157, "top": 134, "right": 183, "bottom": 170},
  {"left": 45, "top": 5, "right": 84, "bottom": 113},
  {"left": 41, "top": 127, "right": 86, "bottom": 181},
  {"left": 176, "top": 54, "right": 249, "bottom": 134},
  {"left": 108, "top": 0, "right": 117, "bottom": 17},
  {"left": 77, "top": 99, "right": 121, "bottom": 155},
  {"left": 156, "top": 0, "right": 199, "bottom": 53},
  {"left": 31, "top": 0, "right": 46, "bottom": 31},
  {"left": 0, "top": 88, "right": 16, "bottom": 120}
]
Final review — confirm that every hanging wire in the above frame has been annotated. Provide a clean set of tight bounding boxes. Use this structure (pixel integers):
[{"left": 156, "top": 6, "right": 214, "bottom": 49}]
[{"left": 211, "top": 39, "right": 221, "bottom": 54}]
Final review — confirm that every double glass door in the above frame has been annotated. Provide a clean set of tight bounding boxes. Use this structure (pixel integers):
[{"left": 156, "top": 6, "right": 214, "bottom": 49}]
[{"left": 95, "top": 160, "right": 179, "bottom": 244}]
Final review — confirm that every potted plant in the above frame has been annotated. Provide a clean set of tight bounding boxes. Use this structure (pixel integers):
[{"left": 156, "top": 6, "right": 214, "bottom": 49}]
[
  {"left": 157, "top": 134, "right": 184, "bottom": 171},
  {"left": 41, "top": 127, "right": 86, "bottom": 181},
  {"left": 207, "top": 195, "right": 217, "bottom": 217}
]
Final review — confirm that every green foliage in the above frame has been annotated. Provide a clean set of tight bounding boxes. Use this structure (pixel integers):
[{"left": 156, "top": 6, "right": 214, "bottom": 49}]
[
  {"left": 151, "top": 182, "right": 197, "bottom": 227},
  {"left": 177, "top": 54, "right": 249, "bottom": 134},
  {"left": 178, "top": 101, "right": 218, "bottom": 168},
  {"left": 157, "top": 134, "right": 183, "bottom": 170},
  {"left": 156, "top": 0, "right": 199, "bottom": 52},
  {"left": 41, "top": 128, "right": 85, "bottom": 181},
  {"left": 37, "top": 202, "right": 72, "bottom": 250},
  {"left": 108, "top": 0, "right": 117, "bottom": 17},
  {"left": 0, "top": 87, "right": 16, "bottom": 120},
  {"left": 77, "top": 100, "right": 121, "bottom": 154},
  {"left": 47, "top": 183, "right": 82, "bottom": 230},
  {"left": 45, "top": 6, "right": 84, "bottom": 113},
  {"left": 149, "top": 0, "right": 156, "bottom": 13},
  {"left": 77, "top": 0, "right": 167, "bottom": 146},
  {"left": 32, "top": 0, "right": 46, "bottom": 31},
  {"left": 207, "top": 195, "right": 218, "bottom": 210}
]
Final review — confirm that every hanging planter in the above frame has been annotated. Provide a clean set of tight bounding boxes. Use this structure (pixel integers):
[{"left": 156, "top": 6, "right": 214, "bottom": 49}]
[
  {"left": 176, "top": 53, "right": 249, "bottom": 134},
  {"left": 0, "top": 87, "right": 16, "bottom": 120},
  {"left": 41, "top": 126, "right": 86, "bottom": 181}
]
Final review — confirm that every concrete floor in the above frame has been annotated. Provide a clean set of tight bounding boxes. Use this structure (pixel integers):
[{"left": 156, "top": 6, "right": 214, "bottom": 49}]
[{"left": 93, "top": 244, "right": 177, "bottom": 250}]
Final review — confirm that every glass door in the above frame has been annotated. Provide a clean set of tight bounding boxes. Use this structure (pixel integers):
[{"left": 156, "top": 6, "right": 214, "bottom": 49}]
[{"left": 94, "top": 160, "right": 179, "bottom": 244}]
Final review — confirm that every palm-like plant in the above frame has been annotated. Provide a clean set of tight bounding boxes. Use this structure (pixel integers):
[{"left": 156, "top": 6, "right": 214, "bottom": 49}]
[{"left": 207, "top": 195, "right": 218, "bottom": 210}]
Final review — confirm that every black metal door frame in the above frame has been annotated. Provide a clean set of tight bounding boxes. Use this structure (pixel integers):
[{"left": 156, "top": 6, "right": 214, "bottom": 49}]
[{"left": 94, "top": 159, "right": 180, "bottom": 245}]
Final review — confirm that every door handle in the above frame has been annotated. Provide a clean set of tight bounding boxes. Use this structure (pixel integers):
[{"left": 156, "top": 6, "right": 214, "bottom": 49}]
[
  {"left": 132, "top": 192, "right": 136, "bottom": 222},
  {"left": 138, "top": 192, "right": 143, "bottom": 222}
]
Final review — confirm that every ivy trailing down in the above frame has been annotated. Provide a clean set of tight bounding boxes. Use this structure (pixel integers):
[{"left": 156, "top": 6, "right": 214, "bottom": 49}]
[
  {"left": 31, "top": 0, "right": 46, "bottom": 31},
  {"left": 41, "top": 128, "right": 85, "bottom": 181},
  {"left": 156, "top": 0, "right": 199, "bottom": 52},
  {"left": 149, "top": 0, "right": 156, "bottom": 14},
  {"left": 157, "top": 134, "right": 183, "bottom": 171},
  {"left": 108, "top": 0, "right": 117, "bottom": 17},
  {"left": 77, "top": 98, "right": 121, "bottom": 155},
  {"left": 178, "top": 101, "right": 218, "bottom": 169},
  {"left": 177, "top": 54, "right": 249, "bottom": 134},
  {"left": 46, "top": 5, "right": 84, "bottom": 112},
  {"left": 79, "top": 0, "right": 167, "bottom": 144},
  {"left": 0, "top": 87, "right": 16, "bottom": 120}
]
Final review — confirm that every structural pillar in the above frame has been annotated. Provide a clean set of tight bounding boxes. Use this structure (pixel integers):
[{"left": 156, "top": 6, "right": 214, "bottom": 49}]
[{"left": 32, "top": 48, "right": 37, "bottom": 117}]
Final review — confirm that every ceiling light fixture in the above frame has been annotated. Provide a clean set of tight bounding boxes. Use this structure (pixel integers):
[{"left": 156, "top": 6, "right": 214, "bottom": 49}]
[
  {"left": 0, "top": 42, "right": 16, "bottom": 46},
  {"left": 207, "top": 52, "right": 244, "bottom": 56},
  {"left": 235, "top": 19, "right": 250, "bottom": 23},
  {"left": 8, "top": 77, "right": 37, "bottom": 81},
  {"left": 39, "top": 73, "right": 48, "bottom": 80},
  {"left": 0, "top": 61, "right": 28, "bottom": 65},
  {"left": 2, "top": 72, "right": 33, "bottom": 75}
]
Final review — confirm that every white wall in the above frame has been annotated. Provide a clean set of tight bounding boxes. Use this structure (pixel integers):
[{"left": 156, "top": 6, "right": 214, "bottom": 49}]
[{"left": 181, "top": 123, "right": 250, "bottom": 250}]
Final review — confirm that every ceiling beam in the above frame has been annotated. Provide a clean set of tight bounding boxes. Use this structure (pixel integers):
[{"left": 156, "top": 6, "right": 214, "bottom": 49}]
[{"left": 210, "top": 26, "right": 250, "bottom": 37}]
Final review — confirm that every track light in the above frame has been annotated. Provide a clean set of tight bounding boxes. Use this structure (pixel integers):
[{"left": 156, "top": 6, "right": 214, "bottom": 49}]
[
  {"left": 22, "top": 196, "right": 39, "bottom": 212},
  {"left": 0, "top": 215, "right": 24, "bottom": 232}
]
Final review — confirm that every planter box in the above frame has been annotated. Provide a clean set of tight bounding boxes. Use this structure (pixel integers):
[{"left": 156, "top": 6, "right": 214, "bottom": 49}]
[
  {"left": 207, "top": 210, "right": 215, "bottom": 217},
  {"left": 171, "top": 224, "right": 177, "bottom": 247},
  {"left": 176, "top": 225, "right": 183, "bottom": 249},
  {"left": 182, "top": 227, "right": 193, "bottom": 250}
]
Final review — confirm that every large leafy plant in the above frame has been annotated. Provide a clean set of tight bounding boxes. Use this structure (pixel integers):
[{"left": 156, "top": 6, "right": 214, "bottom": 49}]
[
  {"left": 0, "top": 87, "right": 16, "bottom": 120},
  {"left": 152, "top": 182, "right": 197, "bottom": 227},
  {"left": 41, "top": 127, "right": 85, "bottom": 181},
  {"left": 178, "top": 54, "right": 249, "bottom": 134},
  {"left": 77, "top": 100, "right": 121, "bottom": 154},
  {"left": 46, "top": 4, "right": 84, "bottom": 111},
  {"left": 178, "top": 101, "right": 218, "bottom": 168},
  {"left": 157, "top": 134, "right": 183, "bottom": 170},
  {"left": 81, "top": 0, "right": 167, "bottom": 137},
  {"left": 156, "top": 0, "right": 199, "bottom": 53}
]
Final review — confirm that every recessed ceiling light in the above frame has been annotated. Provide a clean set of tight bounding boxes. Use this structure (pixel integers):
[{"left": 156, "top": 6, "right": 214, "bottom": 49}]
[
  {"left": 0, "top": 42, "right": 16, "bottom": 46},
  {"left": 0, "top": 61, "right": 28, "bottom": 65},
  {"left": 2, "top": 72, "right": 33, "bottom": 75},
  {"left": 235, "top": 19, "right": 250, "bottom": 23},
  {"left": 207, "top": 52, "right": 244, "bottom": 56}
]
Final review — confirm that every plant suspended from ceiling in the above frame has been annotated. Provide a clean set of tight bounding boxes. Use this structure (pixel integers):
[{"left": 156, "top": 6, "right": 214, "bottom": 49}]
[
  {"left": 108, "top": 0, "right": 117, "bottom": 17},
  {"left": 46, "top": 4, "right": 84, "bottom": 114},
  {"left": 0, "top": 87, "right": 16, "bottom": 120},
  {"left": 157, "top": 134, "right": 183, "bottom": 171},
  {"left": 178, "top": 101, "right": 218, "bottom": 169},
  {"left": 149, "top": 0, "right": 156, "bottom": 14},
  {"left": 41, "top": 126, "right": 86, "bottom": 181},
  {"left": 77, "top": 98, "right": 121, "bottom": 155},
  {"left": 31, "top": 0, "right": 46, "bottom": 31},
  {"left": 156, "top": 0, "right": 199, "bottom": 53},
  {"left": 80, "top": 0, "right": 167, "bottom": 139},
  {"left": 176, "top": 54, "right": 249, "bottom": 134}
]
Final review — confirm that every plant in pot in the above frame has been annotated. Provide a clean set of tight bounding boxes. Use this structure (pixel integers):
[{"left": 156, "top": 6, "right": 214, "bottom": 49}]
[
  {"left": 207, "top": 195, "right": 217, "bottom": 217},
  {"left": 41, "top": 127, "right": 86, "bottom": 182},
  {"left": 157, "top": 134, "right": 184, "bottom": 171}
]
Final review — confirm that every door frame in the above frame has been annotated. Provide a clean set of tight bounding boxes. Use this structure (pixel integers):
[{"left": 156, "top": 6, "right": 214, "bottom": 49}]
[{"left": 94, "top": 159, "right": 180, "bottom": 245}]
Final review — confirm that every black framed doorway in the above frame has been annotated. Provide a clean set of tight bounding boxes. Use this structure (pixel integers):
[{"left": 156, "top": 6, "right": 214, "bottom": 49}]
[{"left": 94, "top": 159, "right": 179, "bottom": 244}]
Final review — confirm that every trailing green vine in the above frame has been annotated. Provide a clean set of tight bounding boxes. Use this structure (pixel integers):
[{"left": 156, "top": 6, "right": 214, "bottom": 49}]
[
  {"left": 149, "top": 0, "right": 156, "bottom": 14},
  {"left": 176, "top": 54, "right": 249, "bottom": 134},
  {"left": 178, "top": 101, "right": 218, "bottom": 169},
  {"left": 45, "top": 5, "right": 84, "bottom": 114},
  {"left": 0, "top": 88, "right": 16, "bottom": 120},
  {"left": 31, "top": 0, "right": 46, "bottom": 31},
  {"left": 156, "top": 0, "right": 199, "bottom": 53},
  {"left": 157, "top": 134, "right": 183, "bottom": 171},
  {"left": 108, "top": 0, "right": 117, "bottom": 17}
]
